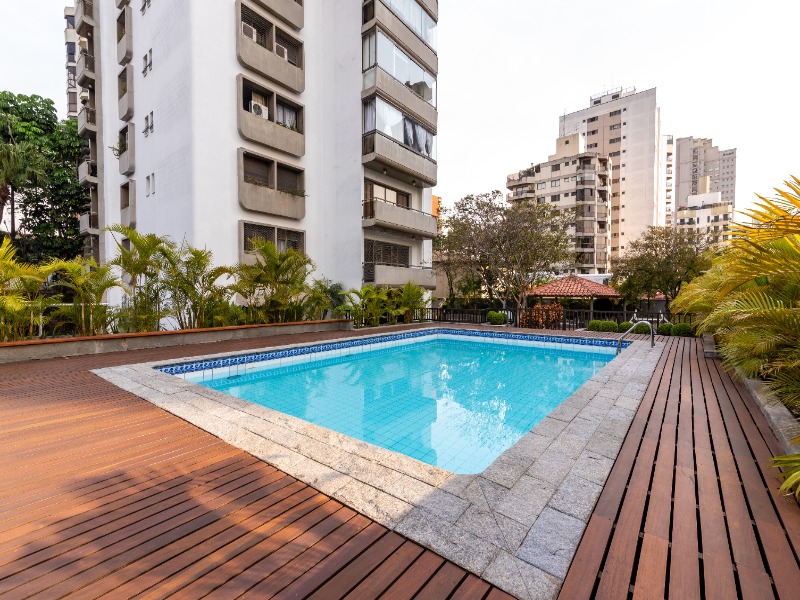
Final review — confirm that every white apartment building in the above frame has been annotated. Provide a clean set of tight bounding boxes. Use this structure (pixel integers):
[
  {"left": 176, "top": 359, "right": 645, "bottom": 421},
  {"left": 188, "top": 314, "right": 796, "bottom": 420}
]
[
  {"left": 71, "top": 0, "right": 439, "bottom": 293},
  {"left": 674, "top": 136, "right": 736, "bottom": 210},
  {"left": 675, "top": 192, "right": 733, "bottom": 245},
  {"left": 662, "top": 135, "right": 674, "bottom": 226},
  {"left": 507, "top": 134, "right": 612, "bottom": 275},
  {"left": 559, "top": 87, "right": 664, "bottom": 258}
]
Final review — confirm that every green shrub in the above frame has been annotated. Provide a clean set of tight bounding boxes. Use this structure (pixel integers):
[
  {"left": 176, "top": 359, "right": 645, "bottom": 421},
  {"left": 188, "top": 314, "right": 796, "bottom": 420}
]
[
  {"left": 633, "top": 322, "right": 652, "bottom": 335},
  {"left": 599, "top": 320, "right": 619, "bottom": 333},
  {"left": 672, "top": 322, "right": 695, "bottom": 337},
  {"left": 619, "top": 321, "right": 633, "bottom": 332},
  {"left": 487, "top": 311, "right": 507, "bottom": 325},
  {"left": 657, "top": 323, "right": 673, "bottom": 336},
  {"left": 587, "top": 320, "right": 603, "bottom": 331}
]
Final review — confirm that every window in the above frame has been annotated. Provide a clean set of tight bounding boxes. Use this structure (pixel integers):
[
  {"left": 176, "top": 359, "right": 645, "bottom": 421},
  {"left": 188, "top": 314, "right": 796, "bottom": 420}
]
[
  {"left": 551, "top": 179, "right": 560, "bottom": 188},
  {"left": 588, "top": 116, "right": 598, "bottom": 123},
  {"left": 243, "top": 154, "right": 273, "bottom": 187},
  {"left": 609, "top": 150, "right": 620, "bottom": 157},
  {"left": 276, "top": 164, "right": 303, "bottom": 194},
  {"left": 609, "top": 124, "right": 621, "bottom": 130},
  {"left": 276, "top": 228, "right": 304, "bottom": 252},
  {"left": 243, "top": 223, "right": 275, "bottom": 252},
  {"left": 364, "top": 239, "right": 410, "bottom": 268},
  {"left": 241, "top": 6, "right": 273, "bottom": 49},
  {"left": 551, "top": 164, "right": 560, "bottom": 172},
  {"left": 365, "top": 180, "right": 410, "bottom": 208},
  {"left": 609, "top": 137, "right": 621, "bottom": 144},
  {"left": 243, "top": 223, "right": 305, "bottom": 254},
  {"left": 380, "top": 0, "right": 437, "bottom": 50},
  {"left": 140, "top": 0, "right": 151, "bottom": 14},
  {"left": 66, "top": 42, "right": 76, "bottom": 63},
  {"left": 609, "top": 109, "right": 621, "bottom": 117},
  {"left": 145, "top": 175, "right": 150, "bottom": 196},
  {"left": 143, "top": 111, "right": 154, "bottom": 136},
  {"left": 142, "top": 49, "right": 152, "bottom": 75},
  {"left": 362, "top": 97, "right": 436, "bottom": 160},
  {"left": 587, "top": 143, "right": 598, "bottom": 149},
  {"left": 536, "top": 182, "right": 546, "bottom": 190},
  {"left": 151, "top": 173, "right": 156, "bottom": 194},
  {"left": 550, "top": 194, "right": 559, "bottom": 202},
  {"left": 588, "top": 129, "right": 598, "bottom": 136},
  {"left": 276, "top": 29, "right": 302, "bottom": 67},
  {"left": 363, "top": 31, "right": 436, "bottom": 106},
  {"left": 276, "top": 100, "right": 299, "bottom": 131}
]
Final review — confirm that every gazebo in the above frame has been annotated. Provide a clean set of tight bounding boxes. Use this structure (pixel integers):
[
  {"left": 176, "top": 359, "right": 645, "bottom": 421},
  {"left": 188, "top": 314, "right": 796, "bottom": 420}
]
[{"left": 527, "top": 275, "right": 622, "bottom": 322}]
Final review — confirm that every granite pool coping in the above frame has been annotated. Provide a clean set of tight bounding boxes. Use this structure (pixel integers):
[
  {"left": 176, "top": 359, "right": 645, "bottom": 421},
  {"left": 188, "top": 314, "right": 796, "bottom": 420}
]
[{"left": 93, "top": 326, "right": 665, "bottom": 600}]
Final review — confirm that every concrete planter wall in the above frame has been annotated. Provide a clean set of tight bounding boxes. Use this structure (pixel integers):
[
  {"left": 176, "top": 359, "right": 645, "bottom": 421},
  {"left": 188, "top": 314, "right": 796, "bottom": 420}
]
[{"left": 0, "top": 320, "right": 353, "bottom": 364}]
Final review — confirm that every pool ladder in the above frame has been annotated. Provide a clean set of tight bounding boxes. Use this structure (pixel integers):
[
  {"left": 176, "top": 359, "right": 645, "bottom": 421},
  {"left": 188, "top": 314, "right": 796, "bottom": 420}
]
[{"left": 617, "top": 320, "right": 655, "bottom": 355}]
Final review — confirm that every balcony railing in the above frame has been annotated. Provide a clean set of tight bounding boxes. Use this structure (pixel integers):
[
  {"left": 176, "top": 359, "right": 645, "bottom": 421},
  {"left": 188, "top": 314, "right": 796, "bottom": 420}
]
[{"left": 362, "top": 197, "right": 437, "bottom": 238}]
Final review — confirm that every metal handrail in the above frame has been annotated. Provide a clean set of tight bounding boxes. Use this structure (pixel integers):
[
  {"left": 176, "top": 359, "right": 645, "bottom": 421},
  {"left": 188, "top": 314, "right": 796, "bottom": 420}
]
[{"left": 617, "top": 319, "right": 654, "bottom": 355}]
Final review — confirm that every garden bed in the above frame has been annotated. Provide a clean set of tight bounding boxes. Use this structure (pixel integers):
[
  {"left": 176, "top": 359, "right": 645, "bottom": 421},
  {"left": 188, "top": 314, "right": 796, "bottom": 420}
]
[{"left": 0, "top": 320, "right": 352, "bottom": 364}]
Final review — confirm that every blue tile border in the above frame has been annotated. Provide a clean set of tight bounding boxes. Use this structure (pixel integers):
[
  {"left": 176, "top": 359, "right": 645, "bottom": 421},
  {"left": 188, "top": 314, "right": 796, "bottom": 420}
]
[{"left": 155, "top": 328, "right": 630, "bottom": 376}]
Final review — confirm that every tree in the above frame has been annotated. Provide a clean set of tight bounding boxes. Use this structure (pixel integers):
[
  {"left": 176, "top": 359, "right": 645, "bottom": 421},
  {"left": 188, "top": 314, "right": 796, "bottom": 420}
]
[
  {"left": 1, "top": 91, "right": 86, "bottom": 261},
  {"left": 442, "top": 191, "right": 573, "bottom": 309},
  {"left": 611, "top": 226, "right": 709, "bottom": 315},
  {"left": 0, "top": 141, "right": 46, "bottom": 242},
  {"left": 46, "top": 256, "right": 118, "bottom": 336}
]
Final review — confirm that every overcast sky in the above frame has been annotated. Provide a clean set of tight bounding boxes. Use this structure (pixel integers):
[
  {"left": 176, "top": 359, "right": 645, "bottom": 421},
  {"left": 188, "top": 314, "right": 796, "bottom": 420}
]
[{"left": 1, "top": 0, "right": 797, "bottom": 217}]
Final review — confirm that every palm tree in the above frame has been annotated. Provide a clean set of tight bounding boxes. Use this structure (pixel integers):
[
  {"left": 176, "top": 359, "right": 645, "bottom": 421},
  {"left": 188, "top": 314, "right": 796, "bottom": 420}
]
[
  {"left": 161, "top": 243, "right": 232, "bottom": 329},
  {"left": 0, "top": 141, "right": 47, "bottom": 242},
  {"left": 45, "top": 256, "right": 119, "bottom": 336},
  {"left": 107, "top": 224, "right": 174, "bottom": 332},
  {"left": 0, "top": 237, "right": 43, "bottom": 340}
]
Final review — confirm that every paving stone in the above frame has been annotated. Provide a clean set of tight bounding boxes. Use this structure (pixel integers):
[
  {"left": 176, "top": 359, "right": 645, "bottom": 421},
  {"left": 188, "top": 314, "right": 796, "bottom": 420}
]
[
  {"left": 526, "top": 446, "right": 574, "bottom": 486},
  {"left": 495, "top": 475, "right": 555, "bottom": 527},
  {"left": 569, "top": 450, "right": 615, "bottom": 486},
  {"left": 547, "top": 474, "right": 603, "bottom": 523},
  {"left": 384, "top": 475, "right": 469, "bottom": 524},
  {"left": 482, "top": 435, "right": 550, "bottom": 489},
  {"left": 517, "top": 507, "right": 586, "bottom": 580},
  {"left": 334, "top": 479, "right": 412, "bottom": 528},
  {"left": 531, "top": 417, "right": 568, "bottom": 439},
  {"left": 459, "top": 476, "right": 508, "bottom": 512},
  {"left": 584, "top": 430, "right": 624, "bottom": 459},
  {"left": 396, "top": 508, "right": 498, "bottom": 575},
  {"left": 483, "top": 550, "right": 562, "bottom": 600}
]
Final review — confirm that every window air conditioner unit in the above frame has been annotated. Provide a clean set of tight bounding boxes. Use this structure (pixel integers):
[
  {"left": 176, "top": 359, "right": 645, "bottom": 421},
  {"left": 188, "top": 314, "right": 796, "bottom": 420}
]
[
  {"left": 250, "top": 101, "right": 269, "bottom": 119},
  {"left": 241, "top": 22, "right": 258, "bottom": 43},
  {"left": 275, "top": 44, "right": 289, "bottom": 61}
]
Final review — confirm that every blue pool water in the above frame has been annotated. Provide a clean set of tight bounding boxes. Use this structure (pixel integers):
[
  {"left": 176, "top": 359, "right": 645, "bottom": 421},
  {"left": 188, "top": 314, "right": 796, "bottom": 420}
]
[{"left": 191, "top": 334, "right": 614, "bottom": 474}]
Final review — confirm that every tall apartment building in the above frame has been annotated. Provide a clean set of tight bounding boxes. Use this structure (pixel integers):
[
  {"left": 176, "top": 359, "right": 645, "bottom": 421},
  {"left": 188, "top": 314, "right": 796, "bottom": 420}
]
[
  {"left": 662, "top": 135, "right": 674, "bottom": 226},
  {"left": 675, "top": 192, "right": 733, "bottom": 244},
  {"left": 674, "top": 136, "right": 736, "bottom": 210},
  {"left": 64, "top": 7, "right": 80, "bottom": 118},
  {"left": 559, "top": 87, "right": 664, "bottom": 258},
  {"left": 71, "top": 0, "right": 439, "bottom": 293},
  {"left": 506, "top": 133, "right": 612, "bottom": 275}
]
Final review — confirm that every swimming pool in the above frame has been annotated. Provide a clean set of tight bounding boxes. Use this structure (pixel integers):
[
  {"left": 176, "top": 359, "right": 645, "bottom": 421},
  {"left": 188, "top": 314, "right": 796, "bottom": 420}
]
[{"left": 162, "top": 330, "right": 623, "bottom": 474}]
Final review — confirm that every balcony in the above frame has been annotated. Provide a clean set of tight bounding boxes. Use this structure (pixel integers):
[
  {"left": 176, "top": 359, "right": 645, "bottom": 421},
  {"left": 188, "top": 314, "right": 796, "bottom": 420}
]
[
  {"left": 78, "top": 159, "right": 98, "bottom": 187},
  {"left": 79, "top": 212, "right": 99, "bottom": 235},
  {"left": 237, "top": 78, "right": 305, "bottom": 157},
  {"left": 118, "top": 64, "right": 134, "bottom": 120},
  {"left": 75, "top": 0, "right": 95, "bottom": 35},
  {"left": 362, "top": 132, "right": 437, "bottom": 187},
  {"left": 367, "top": 0, "right": 437, "bottom": 75},
  {"left": 119, "top": 131, "right": 135, "bottom": 175},
  {"left": 362, "top": 67, "right": 437, "bottom": 131},
  {"left": 76, "top": 54, "right": 95, "bottom": 87},
  {"left": 77, "top": 107, "right": 97, "bottom": 137},
  {"left": 117, "top": 6, "right": 133, "bottom": 65},
  {"left": 236, "top": 2, "right": 304, "bottom": 93},
  {"left": 239, "top": 180, "right": 305, "bottom": 219},
  {"left": 252, "top": 0, "right": 304, "bottom": 30},
  {"left": 362, "top": 198, "right": 437, "bottom": 239},
  {"left": 368, "top": 264, "right": 437, "bottom": 290}
]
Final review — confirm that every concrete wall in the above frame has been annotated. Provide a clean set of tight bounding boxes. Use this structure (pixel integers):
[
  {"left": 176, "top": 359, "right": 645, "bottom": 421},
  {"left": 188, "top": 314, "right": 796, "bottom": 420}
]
[{"left": 0, "top": 321, "right": 352, "bottom": 364}]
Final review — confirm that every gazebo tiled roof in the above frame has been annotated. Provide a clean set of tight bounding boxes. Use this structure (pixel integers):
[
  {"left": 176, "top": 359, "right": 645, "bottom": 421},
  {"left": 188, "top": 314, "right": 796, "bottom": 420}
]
[{"left": 528, "top": 275, "right": 621, "bottom": 298}]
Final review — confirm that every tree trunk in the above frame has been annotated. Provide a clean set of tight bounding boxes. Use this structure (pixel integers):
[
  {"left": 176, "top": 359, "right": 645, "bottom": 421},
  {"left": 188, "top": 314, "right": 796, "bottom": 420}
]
[{"left": 10, "top": 186, "right": 16, "bottom": 242}]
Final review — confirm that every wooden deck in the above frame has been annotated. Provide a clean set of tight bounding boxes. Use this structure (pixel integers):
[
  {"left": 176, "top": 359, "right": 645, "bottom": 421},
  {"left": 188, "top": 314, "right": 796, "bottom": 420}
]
[
  {"left": 0, "top": 330, "right": 514, "bottom": 600},
  {"left": 561, "top": 336, "right": 800, "bottom": 600}
]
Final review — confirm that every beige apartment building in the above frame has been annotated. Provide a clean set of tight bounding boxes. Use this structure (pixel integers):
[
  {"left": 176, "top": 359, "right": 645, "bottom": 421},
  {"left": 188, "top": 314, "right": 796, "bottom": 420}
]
[
  {"left": 559, "top": 87, "right": 664, "bottom": 259},
  {"left": 70, "top": 0, "right": 439, "bottom": 294},
  {"left": 675, "top": 191, "right": 733, "bottom": 244},
  {"left": 674, "top": 137, "right": 736, "bottom": 210},
  {"left": 507, "top": 133, "right": 612, "bottom": 275}
]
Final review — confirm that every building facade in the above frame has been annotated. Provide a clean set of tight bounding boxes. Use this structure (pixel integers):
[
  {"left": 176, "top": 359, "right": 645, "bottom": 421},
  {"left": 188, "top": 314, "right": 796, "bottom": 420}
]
[
  {"left": 675, "top": 191, "right": 733, "bottom": 245},
  {"left": 559, "top": 87, "right": 664, "bottom": 258},
  {"left": 71, "top": 0, "right": 438, "bottom": 293},
  {"left": 506, "top": 134, "right": 612, "bottom": 275},
  {"left": 674, "top": 136, "right": 736, "bottom": 211}
]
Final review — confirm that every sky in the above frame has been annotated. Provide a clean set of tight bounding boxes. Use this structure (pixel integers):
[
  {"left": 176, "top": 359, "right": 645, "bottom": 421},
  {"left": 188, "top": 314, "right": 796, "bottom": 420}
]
[{"left": 1, "top": 0, "right": 798, "bottom": 218}]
